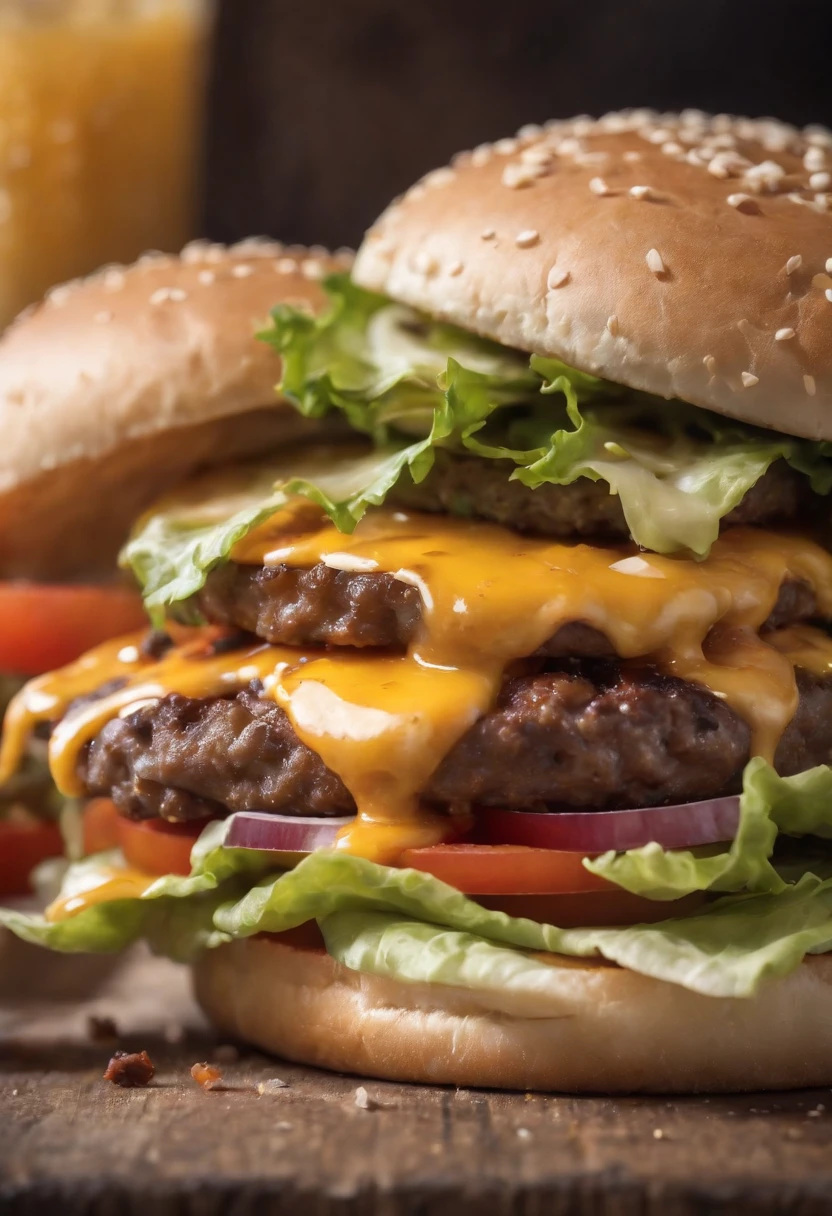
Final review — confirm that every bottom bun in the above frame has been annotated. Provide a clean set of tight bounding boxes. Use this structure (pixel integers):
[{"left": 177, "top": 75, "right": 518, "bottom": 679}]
[{"left": 193, "top": 936, "right": 832, "bottom": 1093}]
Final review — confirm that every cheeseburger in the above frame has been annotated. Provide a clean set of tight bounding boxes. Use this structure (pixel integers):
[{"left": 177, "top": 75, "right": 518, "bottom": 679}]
[
  {"left": 5, "top": 112, "right": 832, "bottom": 1093},
  {"left": 0, "top": 239, "right": 338, "bottom": 890}
]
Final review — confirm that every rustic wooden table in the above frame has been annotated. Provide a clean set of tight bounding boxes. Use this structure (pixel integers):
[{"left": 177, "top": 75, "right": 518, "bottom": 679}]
[{"left": 0, "top": 942, "right": 830, "bottom": 1216}]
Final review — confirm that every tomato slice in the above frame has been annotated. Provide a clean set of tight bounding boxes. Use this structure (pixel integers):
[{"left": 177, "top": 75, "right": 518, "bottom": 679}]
[
  {"left": 82, "top": 799, "right": 122, "bottom": 855},
  {"left": 0, "top": 819, "right": 64, "bottom": 896},
  {"left": 0, "top": 582, "right": 147, "bottom": 676},
  {"left": 398, "top": 843, "right": 612, "bottom": 895},
  {"left": 476, "top": 891, "right": 706, "bottom": 928},
  {"left": 117, "top": 816, "right": 208, "bottom": 877}
]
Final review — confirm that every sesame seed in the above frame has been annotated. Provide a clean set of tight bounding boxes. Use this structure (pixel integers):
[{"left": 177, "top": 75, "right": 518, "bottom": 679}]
[
  {"left": 555, "top": 137, "right": 584, "bottom": 157},
  {"left": 573, "top": 150, "right": 610, "bottom": 169},
  {"left": 470, "top": 144, "right": 492, "bottom": 168},
  {"left": 447, "top": 260, "right": 464, "bottom": 277},
  {"left": 785, "top": 255, "right": 803, "bottom": 274},
  {"left": 804, "top": 147, "right": 827, "bottom": 172},
  {"left": 494, "top": 137, "right": 518, "bottom": 156},
  {"left": 423, "top": 166, "right": 455, "bottom": 188},
  {"left": 805, "top": 374, "right": 817, "bottom": 396},
  {"left": 646, "top": 248, "right": 665, "bottom": 275},
  {"left": 810, "top": 172, "right": 832, "bottom": 190},
  {"left": 588, "top": 177, "right": 611, "bottom": 196},
  {"left": 653, "top": 1129, "right": 665, "bottom": 1140},
  {"left": 825, "top": 289, "right": 832, "bottom": 303},
  {"left": 743, "top": 159, "right": 786, "bottom": 193},
  {"left": 102, "top": 269, "right": 126, "bottom": 291},
  {"left": 301, "top": 259, "right": 324, "bottom": 280},
  {"left": 520, "top": 144, "right": 554, "bottom": 166},
  {"left": 168, "top": 288, "right": 187, "bottom": 302},
  {"left": 481, "top": 228, "right": 496, "bottom": 241},
  {"left": 94, "top": 309, "right": 113, "bottom": 324},
  {"left": 661, "top": 141, "right": 683, "bottom": 156},
  {"left": 775, "top": 327, "right": 795, "bottom": 340},
  {"left": 515, "top": 229, "right": 540, "bottom": 248},
  {"left": 412, "top": 250, "right": 438, "bottom": 275},
  {"left": 198, "top": 270, "right": 216, "bottom": 285},
  {"left": 704, "top": 355, "right": 717, "bottom": 374},
  {"left": 232, "top": 264, "right": 254, "bottom": 278},
  {"left": 826, "top": 258, "right": 832, "bottom": 274},
  {"left": 149, "top": 287, "right": 172, "bottom": 305},
  {"left": 606, "top": 315, "right": 620, "bottom": 336},
  {"left": 623, "top": 150, "right": 642, "bottom": 163},
  {"left": 741, "top": 372, "right": 759, "bottom": 388},
  {"left": 502, "top": 162, "right": 545, "bottom": 188},
  {"left": 726, "top": 193, "right": 759, "bottom": 213},
  {"left": 546, "top": 266, "right": 570, "bottom": 289},
  {"left": 47, "top": 284, "right": 73, "bottom": 307},
  {"left": 629, "top": 185, "right": 653, "bottom": 200},
  {"left": 276, "top": 257, "right": 298, "bottom": 274}
]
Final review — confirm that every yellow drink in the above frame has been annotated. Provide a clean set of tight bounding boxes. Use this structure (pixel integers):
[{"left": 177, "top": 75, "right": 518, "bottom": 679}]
[{"left": 0, "top": 0, "right": 208, "bottom": 328}]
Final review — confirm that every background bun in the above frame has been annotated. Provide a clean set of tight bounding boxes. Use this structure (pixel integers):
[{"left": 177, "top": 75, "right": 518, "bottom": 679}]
[
  {"left": 0, "top": 241, "right": 351, "bottom": 579},
  {"left": 194, "top": 936, "right": 832, "bottom": 1094},
  {"left": 353, "top": 110, "right": 832, "bottom": 441}
]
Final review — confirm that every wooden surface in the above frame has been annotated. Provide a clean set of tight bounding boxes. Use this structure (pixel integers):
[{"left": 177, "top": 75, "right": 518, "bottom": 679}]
[{"left": 0, "top": 945, "right": 831, "bottom": 1215}]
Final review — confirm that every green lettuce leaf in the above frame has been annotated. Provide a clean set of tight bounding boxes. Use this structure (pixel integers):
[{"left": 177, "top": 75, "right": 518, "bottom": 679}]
[
  {"left": 320, "top": 875, "right": 832, "bottom": 1002},
  {"left": 256, "top": 275, "right": 832, "bottom": 553},
  {"left": 5, "top": 842, "right": 832, "bottom": 999},
  {"left": 586, "top": 759, "right": 832, "bottom": 899},
  {"left": 4, "top": 762, "right": 832, "bottom": 998},
  {"left": 121, "top": 277, "right": 832, "bottom": 610}
]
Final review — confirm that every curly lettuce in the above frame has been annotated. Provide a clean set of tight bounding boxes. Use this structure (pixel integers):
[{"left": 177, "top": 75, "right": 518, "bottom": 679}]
[
  {"left": 121, "top": 276, "right": 832, "bottom": 612},
  {"left": 260, "top": 275, "right": 832, "bottom": 551}
]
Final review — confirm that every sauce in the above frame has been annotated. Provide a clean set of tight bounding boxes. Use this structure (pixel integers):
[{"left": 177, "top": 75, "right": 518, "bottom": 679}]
[
  {"left": 5, "top": 505, "right": 832, "bottom": 864},
  {"left": 0, "top": 0, "right": 207, "bottom": 329}
]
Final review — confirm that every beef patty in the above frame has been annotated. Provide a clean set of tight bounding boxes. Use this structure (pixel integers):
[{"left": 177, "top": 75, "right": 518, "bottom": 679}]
[
  {"left": 195, "top": 560, "right": 818, "bottom": 653},
  {"left": 77, "top": 663, "right": 832, "bottom": 824},
  {"left": 388, "top": 451, "right": 808, "bottom": 539}
]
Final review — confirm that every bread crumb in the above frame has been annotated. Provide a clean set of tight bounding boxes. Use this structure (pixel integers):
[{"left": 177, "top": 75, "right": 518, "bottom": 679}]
[
  {"left": 103, "top": 1051, "right": 154, "bottom": 1089},
  {"left": 256, "top": 1078, "right": 289, "bottom": 1095},
  {"left": 190, "top": 1062, "right": 224, "bottom": 1091},
  {"left": 354, "top": 1086, "right": 379, "bottom": 1110}
]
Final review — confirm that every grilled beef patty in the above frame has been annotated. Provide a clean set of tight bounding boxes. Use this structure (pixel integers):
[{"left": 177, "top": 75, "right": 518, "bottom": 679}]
[
  {"left": 195, "top": 560, "right": 818, "bottom": 653},
  {"left": 76, "top": 664, "right": 832, "bottom": 824},
  {"left": 388, "top": 451, "right": 808, "bottom": 539}
]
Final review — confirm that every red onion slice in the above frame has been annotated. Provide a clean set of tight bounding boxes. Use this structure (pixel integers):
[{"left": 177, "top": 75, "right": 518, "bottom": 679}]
[
  {"left": 477, "top": 796, "right": 740, "bottom": 854},
  {"left": 225, "top": 812, "right": 352, "bottom": 853}
]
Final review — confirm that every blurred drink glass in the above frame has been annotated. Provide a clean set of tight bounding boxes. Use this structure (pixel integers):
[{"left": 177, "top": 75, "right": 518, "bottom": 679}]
[{"left": 0, "top": 0, "right": 209, "bottom": 329}]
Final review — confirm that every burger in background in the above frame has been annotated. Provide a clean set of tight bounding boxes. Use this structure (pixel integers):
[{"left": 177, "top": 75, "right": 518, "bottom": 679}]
[
  {"left": 0, "top": 238, "right": 342, "bottom": 895},
  {"left": 4, "top": 113, "right": 832, "bottom": 1092}
]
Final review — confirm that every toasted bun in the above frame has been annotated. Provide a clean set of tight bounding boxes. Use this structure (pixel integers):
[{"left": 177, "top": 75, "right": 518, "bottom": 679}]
[
  {"left": 194, "top": 936, "right": 832, "bottom": 1094},
  {"left": 0, "top": 241, "right": 351, "bottom": 579},
  {"left": 353, "top": 110, "right": 832, "bottom": 441}
]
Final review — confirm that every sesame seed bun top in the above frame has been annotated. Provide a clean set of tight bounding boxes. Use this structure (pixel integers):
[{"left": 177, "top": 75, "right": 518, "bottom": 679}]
[
  {"left": 0, "top": 241, "right": 351, "bottom": 579},
  {"left": 353, "top": 110, "right": 832, "bottom": 441}
]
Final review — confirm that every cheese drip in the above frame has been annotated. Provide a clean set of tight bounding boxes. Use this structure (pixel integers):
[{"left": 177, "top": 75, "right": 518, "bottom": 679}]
[
  {"left": 235, "top": 508, "right": 832, "bottom": 760},
  {"left": 3, "top": 507, "right": 832, "bottom": 864}
]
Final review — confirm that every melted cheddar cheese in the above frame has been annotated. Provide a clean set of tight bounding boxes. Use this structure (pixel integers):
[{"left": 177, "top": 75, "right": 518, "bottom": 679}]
[
  {"left": 45, "top": 863, "right": 158, "bottom": 923},
  {"left": 4, "top": 505, "right": 832, "bottom": 866}
]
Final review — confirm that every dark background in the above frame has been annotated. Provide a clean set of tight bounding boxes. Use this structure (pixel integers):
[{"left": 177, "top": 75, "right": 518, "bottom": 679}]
[{"left": 205, "top": 0, "right": 832, "bottom": 250}]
